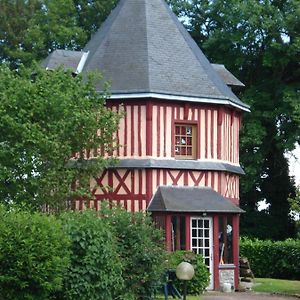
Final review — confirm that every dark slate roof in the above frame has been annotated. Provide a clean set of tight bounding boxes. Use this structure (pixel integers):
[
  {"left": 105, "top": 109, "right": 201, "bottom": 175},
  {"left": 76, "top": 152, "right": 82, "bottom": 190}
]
[
  {"left": 148, "top": 186, "right": 244, "bottom": 213},
  {"left": 81, "top": 0, "right": 249, "bottom": 112},
  {"left": 109, "top": 158, "right": 244, "bottom": 175},
  {"left": 212, "top": 64, "right": 245, "bottom": 87},
  {"left": 42, "top": 50, "right": 87, "bottom": 73}
]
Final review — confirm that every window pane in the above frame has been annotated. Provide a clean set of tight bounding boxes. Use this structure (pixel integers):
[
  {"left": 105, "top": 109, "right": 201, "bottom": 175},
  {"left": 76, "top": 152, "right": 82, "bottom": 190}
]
[
  {"left": 198, "top": 239, "right": 203, "bottom": 248},
  {"left": 219, "top": 216, "right": 233, "bottom": 264},
  {"left": 171, "top": 216, "right": 186, "bottom": 251},
  {"left": 205, "top": 249, "right": 210, "bottom": 257},
  {"left": 205, "top": 239, "right": 209, "bottom": 247},
  {"left": 180, "top": 216, "right": 186, "bottom": 250},
  {"left": 174, "top": 124, "right": 196, "bottom": 159}
]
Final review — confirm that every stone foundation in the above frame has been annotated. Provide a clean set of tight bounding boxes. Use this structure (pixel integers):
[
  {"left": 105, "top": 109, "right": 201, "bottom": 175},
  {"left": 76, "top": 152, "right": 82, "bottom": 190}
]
[{"left": 219, "top": 269, "right": 235, "bottom": 291}]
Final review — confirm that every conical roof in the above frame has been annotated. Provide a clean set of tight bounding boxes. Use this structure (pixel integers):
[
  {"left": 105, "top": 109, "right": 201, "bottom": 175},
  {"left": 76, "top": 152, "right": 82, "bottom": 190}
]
[{"left": 82, "top": 0, "right": 249, "bottom": 111}]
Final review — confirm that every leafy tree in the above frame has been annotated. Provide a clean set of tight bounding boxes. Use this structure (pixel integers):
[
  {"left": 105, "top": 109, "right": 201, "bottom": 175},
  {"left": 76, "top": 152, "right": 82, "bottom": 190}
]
[
  {"left": 73, "top": 0, "right": 119, "bottom": 37},
  {"left": 168, "top": 0, "right": 300, "bottom": 239},
  {"left": 0, "top": 65, "right": 121, "bottom": 210},
  {"left": 0, "top": 0, "right": 118, "bottom": 68},
  {"left": 0, "top": 0, "right": 85, "bottom": 68}
]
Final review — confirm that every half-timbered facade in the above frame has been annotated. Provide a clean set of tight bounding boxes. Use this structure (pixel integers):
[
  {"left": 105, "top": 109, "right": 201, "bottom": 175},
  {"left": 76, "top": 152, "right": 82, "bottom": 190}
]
[{"left": 44, "top": 0, "right": 250, "bottom": 291}]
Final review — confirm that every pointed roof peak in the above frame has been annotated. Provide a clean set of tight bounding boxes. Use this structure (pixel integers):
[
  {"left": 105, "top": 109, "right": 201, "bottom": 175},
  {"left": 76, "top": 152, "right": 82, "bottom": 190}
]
[{"left": 44, "top": 0, "right": 250, "bottom": 111}]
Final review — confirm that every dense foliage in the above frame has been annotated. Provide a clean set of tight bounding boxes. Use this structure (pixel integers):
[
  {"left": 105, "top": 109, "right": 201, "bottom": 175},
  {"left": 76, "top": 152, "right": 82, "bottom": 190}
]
[
  {"left": 0, "top": 0, "right": 118, "bottom": 68},
  {"left": 102, "top": 204, "right": 167, "bottom": 300},
  {"left": 240, "top": 237, "right": 300, "bottom": 280},
  {"left": 59, "top": 209, "right": 124, "bottom": 300},
  {"left": 0, "top": 66, "right": 121, "bottom": 210},
  {"left": 0, "top": 205, "right": 70, "bottom": 300},
  {"left": 165, "top": 251, "right": 210, "bottom": 295},
  {"left": 168, "top": 0, "right": 300, "bottom": 240},
  {"left": 0, "top": 204, "right": 166, "bottom": 300}
]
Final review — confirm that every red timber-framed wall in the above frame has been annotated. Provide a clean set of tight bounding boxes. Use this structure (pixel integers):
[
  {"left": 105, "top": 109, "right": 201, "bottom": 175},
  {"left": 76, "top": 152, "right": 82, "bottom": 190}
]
[
  {"left": 76, "top": 98, "right": 242, "bottom": 210},
  {"left": 75, "top": 97, "right": 243, "bottom": 290}
]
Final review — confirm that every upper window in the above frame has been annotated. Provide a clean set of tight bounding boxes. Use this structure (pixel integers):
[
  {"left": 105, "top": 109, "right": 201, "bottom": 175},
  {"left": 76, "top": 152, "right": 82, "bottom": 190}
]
[{"left": 174, "top": 124, "right": 196, "bottom": 159}]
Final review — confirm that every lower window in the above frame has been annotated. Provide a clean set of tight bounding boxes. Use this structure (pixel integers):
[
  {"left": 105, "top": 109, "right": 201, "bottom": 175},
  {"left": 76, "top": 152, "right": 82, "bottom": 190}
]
[
  {"left": 171, "top": 216, "right": 186, "bottom": 251},
  {"left": 219, "top": 216, "right": 233, "bottom": 264}
]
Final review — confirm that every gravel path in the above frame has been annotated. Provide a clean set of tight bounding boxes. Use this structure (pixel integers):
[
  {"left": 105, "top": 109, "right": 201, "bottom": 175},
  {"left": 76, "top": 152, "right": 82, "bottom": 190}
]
[{"left": 202, "top": 292, "right": 300, "bottom": 300}]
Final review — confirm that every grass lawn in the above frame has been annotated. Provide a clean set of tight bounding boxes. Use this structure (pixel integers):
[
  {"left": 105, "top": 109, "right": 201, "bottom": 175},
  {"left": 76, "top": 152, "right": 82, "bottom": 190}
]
[{"left": 254, "top": 278, "right": 300, "bottom": 295}]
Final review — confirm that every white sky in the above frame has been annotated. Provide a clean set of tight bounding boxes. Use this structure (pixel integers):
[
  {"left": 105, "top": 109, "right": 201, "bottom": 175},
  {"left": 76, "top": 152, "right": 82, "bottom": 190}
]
[
  {"left": 258, "top": 145, "right": 299, "bottom": 211},
  {"left": 287, "top": 145, "right": 300, "bottom": 186}
]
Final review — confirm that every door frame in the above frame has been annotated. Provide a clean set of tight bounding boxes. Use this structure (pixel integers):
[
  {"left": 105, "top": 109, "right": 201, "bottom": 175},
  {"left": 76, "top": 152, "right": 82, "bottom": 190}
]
[{"left": 190, "top": 216, "right": 214, "bottom": 290}]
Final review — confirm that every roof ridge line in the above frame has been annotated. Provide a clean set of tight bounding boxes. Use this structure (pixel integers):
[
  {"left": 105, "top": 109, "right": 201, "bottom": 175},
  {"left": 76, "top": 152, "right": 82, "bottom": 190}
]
[
  {"left": 161, "top": 0, "right": 243, "bottom": 105},
  {"left": 82, "top": 0, "right": 126, "bottom": 71},
  {"left": 144, "top": 0, "right": 151, "bottom": 92}
]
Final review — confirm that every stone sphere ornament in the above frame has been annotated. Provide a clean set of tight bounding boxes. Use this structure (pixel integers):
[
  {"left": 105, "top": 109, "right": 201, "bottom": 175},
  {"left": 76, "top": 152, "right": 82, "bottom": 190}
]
[{"left": 175, "top": 261, "right": 195, "bottom": 281}]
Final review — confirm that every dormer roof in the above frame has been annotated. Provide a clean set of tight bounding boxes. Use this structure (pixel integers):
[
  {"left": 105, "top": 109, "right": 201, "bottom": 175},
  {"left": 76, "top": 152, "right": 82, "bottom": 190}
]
[
  {"left": 212, "top": 64, "right": 245, "bottom": 88},
  {"left": 42, "top": 50, "right": 89, "bottom": 74}
]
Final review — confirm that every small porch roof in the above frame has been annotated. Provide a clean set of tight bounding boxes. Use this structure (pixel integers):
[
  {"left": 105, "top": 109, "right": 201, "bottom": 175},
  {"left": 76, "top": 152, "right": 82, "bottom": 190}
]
[{"left": 148, "top": 186, "right": 244, "bottom": 213}]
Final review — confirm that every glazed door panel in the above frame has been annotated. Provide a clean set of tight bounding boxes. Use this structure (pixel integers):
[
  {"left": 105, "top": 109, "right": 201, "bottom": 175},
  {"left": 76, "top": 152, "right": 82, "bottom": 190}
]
[{"left": 190, "top": 217, "right": 213, "bottom": 290}]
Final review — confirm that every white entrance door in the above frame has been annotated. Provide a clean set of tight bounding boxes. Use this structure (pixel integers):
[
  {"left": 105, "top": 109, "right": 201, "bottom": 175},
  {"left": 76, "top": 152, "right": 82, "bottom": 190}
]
[{"left": 190, "top": 217, "right": 214, "bottom": 290}]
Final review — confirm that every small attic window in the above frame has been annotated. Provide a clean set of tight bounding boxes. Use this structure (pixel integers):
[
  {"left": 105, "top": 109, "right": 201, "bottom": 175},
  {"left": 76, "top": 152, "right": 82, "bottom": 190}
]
[{"left": 174, "top": 124, "right": 196, "bottom": 159}]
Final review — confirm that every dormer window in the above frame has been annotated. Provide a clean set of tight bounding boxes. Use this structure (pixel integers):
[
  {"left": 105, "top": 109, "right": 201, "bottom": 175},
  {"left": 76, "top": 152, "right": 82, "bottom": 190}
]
[{"left": 174, "top": 124, "right": 196, "bottom": 159}]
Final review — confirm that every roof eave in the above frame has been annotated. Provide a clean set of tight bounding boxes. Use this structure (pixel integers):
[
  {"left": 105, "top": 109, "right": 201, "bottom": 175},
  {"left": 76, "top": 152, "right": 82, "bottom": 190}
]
[
  {"left": 108, "top": 92, "right": 250, "bottom": 112},
  {"left": 148, "top": 209, "right": 245, "bottom": 213}
]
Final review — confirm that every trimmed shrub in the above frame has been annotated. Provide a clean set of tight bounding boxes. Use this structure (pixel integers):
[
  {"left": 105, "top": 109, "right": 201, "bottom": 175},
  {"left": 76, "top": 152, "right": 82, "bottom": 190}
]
[
  {"left": 240, "top": 237, "right": 300, "bottom": 280},
  {"left": 103, "top": 204, "right": 167, "bottom": 300},
  {"left": 59, "top": 210, "right": 124, "bottom": 300},
  {"left": 0, "top": 205, "right": 70, "bottom": 300},
  {"left": 165, "top": 251, "right": 210, "bottom": 295}
]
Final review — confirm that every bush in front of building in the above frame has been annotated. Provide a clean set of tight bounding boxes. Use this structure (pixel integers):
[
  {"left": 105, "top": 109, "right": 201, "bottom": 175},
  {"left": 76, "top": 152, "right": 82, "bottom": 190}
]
[
  {"left": 0, "top": 204, "right": 167, "bottom": 300},
  {"left": 102, "top": 203, "right": 167, "bottom": 299},
  {"left": 0, "top": 205, "right": 70, "bottom": 300},
  {"left": 165, "top": 251, "right": 210, "bottom": 295},
  {"left": 240, "top": 237, "right": 300, "bottom": 280},
  {"left": 59, "top": 209, "right": 124, "bottom": 300}
]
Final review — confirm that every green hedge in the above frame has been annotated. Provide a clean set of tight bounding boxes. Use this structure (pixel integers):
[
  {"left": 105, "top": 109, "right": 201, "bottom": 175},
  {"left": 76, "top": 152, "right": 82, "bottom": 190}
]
[
  {"left": 0, "top": 205, "right": 70, "bottom": 300},
  {"left": 59, "top": 210, "right": 124, "bottom": 300},
  {"left": 0, "top": 204, "right": 167, "bottom": 300},
  {"left": 102, "top": 204, "right": 167, "bottom": 300},
  {"left": 165, "top": 251, "right": 210, "bottom": 295},
  {"left": 240, "top": 237, "right": 300, "bottom": 280}
]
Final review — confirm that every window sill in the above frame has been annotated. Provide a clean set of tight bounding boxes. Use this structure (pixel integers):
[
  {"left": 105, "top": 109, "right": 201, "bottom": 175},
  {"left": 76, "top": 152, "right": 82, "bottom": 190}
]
[
  {"left": 174, "top": 157, "right": 197, "bottom": 160},
  {"left": 219, "top": 264, "right": 235, "bottom": 269}
]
